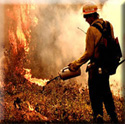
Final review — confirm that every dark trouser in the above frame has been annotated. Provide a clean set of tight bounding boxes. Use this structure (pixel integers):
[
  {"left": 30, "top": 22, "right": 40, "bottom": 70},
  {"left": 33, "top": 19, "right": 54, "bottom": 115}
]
[{"left": 88, "top": 65, "right": 118, "bottom": 122}]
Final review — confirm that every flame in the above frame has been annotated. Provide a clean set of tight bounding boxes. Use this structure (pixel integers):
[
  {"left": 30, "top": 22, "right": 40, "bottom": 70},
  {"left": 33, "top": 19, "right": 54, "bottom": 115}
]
[
  {"left": 24, "top": 68, "right": 49, "bottom": 87},
  {"left": 7, "top": 5, "right": 32, "bottom": 55},
  {"left": 6, "top": 3, "right": 49, "bottom": 87},
  {"left": 25, "top": 101, "right": 48, "bottom": 121},
  {"left": 26, "top": 101, "right": 34, "bottom": 111}
]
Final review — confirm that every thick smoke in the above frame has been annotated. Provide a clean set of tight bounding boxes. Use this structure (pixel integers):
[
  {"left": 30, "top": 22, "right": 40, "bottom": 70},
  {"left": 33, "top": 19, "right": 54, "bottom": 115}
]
[{"left": 29, "top": 4, "right": 88, "bottom": 82}]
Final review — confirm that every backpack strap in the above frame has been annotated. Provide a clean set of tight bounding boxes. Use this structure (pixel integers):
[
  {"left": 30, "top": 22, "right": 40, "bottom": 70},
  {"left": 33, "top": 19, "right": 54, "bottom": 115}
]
[
  {"left": 92, "top": 23, "right": 103, "bottom": 34},
  {"left": 91, "top": 21, "right": 111, "bottom": 48},
  {"left": 92, "top": 21, "right": 111, "bottom": 37},
  {"left": 91, "top": 21, "right": 104, "bottom": 48}
]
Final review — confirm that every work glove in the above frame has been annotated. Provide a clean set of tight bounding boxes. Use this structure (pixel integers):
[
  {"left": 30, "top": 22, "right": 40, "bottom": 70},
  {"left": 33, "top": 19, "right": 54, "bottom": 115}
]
[{"left": 68, "top": 61, "right": 80, "bottom": 72}]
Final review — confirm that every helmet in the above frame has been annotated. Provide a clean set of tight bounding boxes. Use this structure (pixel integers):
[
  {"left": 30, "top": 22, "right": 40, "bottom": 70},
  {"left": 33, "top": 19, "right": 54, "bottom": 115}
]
[{"left": 82, "top": 2, "right": 98, "bottom": 15}]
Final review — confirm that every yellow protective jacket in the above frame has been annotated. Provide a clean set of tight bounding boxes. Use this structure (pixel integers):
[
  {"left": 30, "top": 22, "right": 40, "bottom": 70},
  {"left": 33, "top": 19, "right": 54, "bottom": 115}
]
[{"left": 70, "top": 18, "right": 115, "bottom": 71}]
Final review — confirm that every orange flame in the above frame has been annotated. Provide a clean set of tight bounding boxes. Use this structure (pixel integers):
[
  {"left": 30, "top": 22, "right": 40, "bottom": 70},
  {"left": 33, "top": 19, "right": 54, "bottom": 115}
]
[
  {"left": 24, "top": 68, "right": 49, "bottom": 87},
  {"left": 7, "top": 4, "right": 48, "bottom": 87}
]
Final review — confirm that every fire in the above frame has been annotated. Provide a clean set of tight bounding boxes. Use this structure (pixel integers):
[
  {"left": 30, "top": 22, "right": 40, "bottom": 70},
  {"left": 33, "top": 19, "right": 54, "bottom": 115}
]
[
  {"left": 7, "top": 5, "right": 31, "bottom": 55},
  {"left": 6, "top": 3, "right": 49, "bottom": 87},
  {"left": 26, "top": 101, "right": 34, "bottom": 111},
  {"left": 24, "top": 68, "right": 49, "bottom": 87}
]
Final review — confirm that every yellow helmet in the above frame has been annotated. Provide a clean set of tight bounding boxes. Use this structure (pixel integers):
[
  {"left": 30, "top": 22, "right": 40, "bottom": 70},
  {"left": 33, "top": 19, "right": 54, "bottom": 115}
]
[{"left": 83, "top": 2, "right": 98, "bottom": 15}]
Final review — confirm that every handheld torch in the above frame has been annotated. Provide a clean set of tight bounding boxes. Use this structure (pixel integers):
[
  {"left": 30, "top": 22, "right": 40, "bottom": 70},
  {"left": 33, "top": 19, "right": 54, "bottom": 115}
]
[{"left": 43, "top": 66, "right": 81, "bottom": 91}]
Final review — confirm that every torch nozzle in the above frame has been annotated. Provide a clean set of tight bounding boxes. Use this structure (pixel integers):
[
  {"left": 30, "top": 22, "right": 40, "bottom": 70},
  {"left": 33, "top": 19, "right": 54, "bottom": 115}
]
[
  {"left": 42, "top": 76, "right": 60, "bottom": 92},
  {"left": 46, "top": 76, "right": 60, "bottom": 85}
]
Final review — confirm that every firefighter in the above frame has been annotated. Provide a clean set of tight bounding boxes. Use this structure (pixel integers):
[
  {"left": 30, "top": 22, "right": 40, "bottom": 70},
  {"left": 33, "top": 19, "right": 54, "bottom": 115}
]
[{"left": 68, "top": 2, "right": 118, "bottom": 123}]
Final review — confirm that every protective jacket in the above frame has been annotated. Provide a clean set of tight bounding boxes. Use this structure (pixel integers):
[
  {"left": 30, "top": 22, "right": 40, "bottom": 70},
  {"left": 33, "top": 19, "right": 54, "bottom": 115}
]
[{"left": 70, "top": 18, "right": 115, "bottom": 71}]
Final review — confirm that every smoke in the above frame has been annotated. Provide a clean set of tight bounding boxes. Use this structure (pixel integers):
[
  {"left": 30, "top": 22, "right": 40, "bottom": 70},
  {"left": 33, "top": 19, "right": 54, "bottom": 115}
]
[
  {"left": 28, "top": 4, "right": 87, "bottom": 80},
  {"left": 0, "top": 0, "right": 101, "bottom": 4}
]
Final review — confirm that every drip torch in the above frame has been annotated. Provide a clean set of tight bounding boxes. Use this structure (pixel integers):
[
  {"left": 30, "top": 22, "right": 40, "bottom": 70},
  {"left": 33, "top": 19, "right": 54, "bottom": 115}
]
[{"left": 43, "top": 66, "right": 81, "bottom": 91}]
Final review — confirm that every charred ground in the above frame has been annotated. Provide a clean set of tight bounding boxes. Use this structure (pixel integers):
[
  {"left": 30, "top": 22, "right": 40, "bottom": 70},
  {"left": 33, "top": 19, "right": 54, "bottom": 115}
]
[{"left": 0, "top": 78, "right": 124, "bottom": 123}]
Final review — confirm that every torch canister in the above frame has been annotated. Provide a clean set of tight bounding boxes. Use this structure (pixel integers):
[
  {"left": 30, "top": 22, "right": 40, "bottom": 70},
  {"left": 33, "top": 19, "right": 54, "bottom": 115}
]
[
  {"left": 58, "top": 66, "right": 81, "bottom": 80},
  {"left": 42, "top": 66, "right": 81, "bottom": 92}
]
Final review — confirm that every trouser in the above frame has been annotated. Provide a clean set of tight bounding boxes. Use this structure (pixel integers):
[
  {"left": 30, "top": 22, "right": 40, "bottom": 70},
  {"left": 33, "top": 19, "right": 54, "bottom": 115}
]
[{"left": 88, "top": 65, "right": 118, "bottom": 122}]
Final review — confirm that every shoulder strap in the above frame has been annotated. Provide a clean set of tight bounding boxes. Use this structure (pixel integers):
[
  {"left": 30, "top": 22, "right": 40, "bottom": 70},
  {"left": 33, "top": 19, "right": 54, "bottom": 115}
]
[
  {"left": 92, "top": 21, "right": 111, "bottom": 36},
  {"left": 92, "top": 23, "right": 103, "bottom": 34},
  {"left": 91, "top": 21, "right": 112, "bottom": 49},
  {"left": 91, "top": 21, "right": 104, "bottom": 48}
]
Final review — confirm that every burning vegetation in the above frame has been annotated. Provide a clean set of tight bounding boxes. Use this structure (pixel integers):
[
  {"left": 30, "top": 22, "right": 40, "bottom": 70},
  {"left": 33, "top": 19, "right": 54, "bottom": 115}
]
[
  {"left": 0, "top": 2, "right": 124, "bottom": 124},
  {"left": 4, "top": 4, "right": 48, "bottom": 87}
]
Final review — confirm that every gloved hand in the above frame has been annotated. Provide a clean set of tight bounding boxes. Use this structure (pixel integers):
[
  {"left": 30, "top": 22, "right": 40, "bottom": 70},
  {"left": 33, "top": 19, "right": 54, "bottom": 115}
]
[{"left": 68, "top": 61, "right": 80, "bottom": 72}]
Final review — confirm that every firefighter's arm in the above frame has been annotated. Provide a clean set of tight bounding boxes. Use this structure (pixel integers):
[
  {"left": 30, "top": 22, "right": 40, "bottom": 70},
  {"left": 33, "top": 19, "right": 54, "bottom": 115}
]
[{"left": 69, "top": 27, "right": 95, "bottom": 71}]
